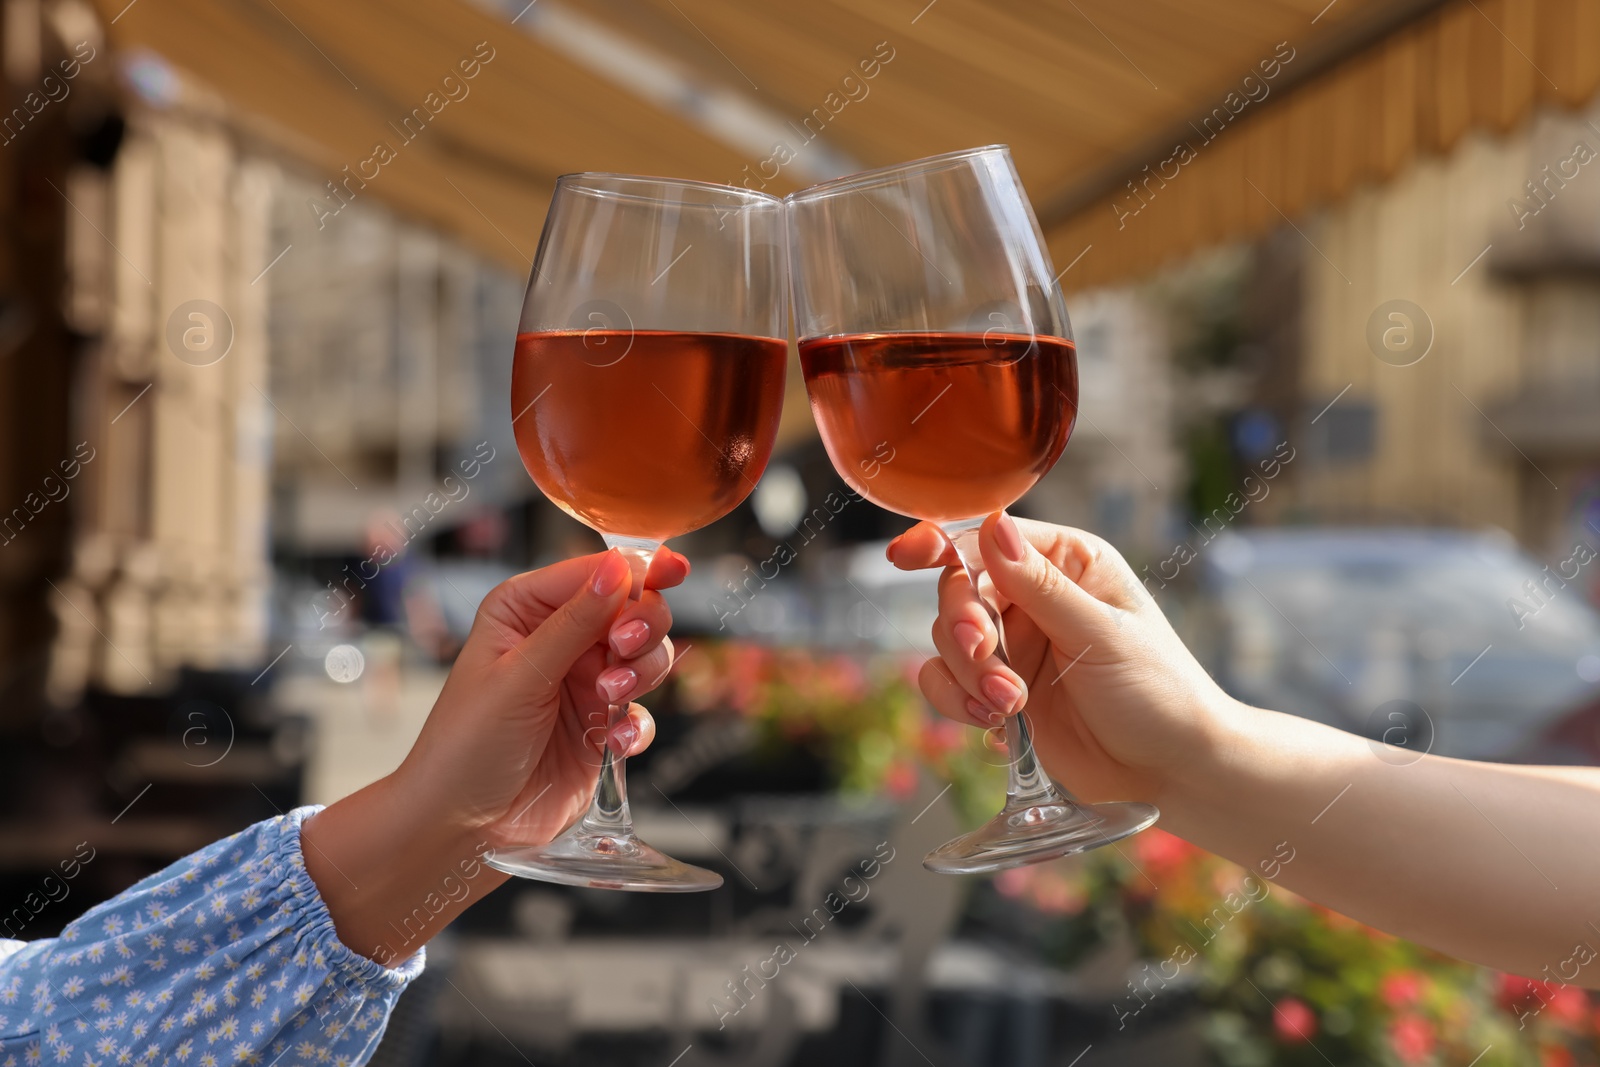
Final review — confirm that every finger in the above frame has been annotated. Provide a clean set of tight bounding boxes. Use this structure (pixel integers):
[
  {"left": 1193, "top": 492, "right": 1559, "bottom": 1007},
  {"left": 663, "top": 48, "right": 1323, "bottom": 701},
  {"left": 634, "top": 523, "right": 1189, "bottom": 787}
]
[
  {"left": 887, "top": 522, "right": 959, "bottom": 571},
  {"left": 607, "top": 591, "right": 673, "bottom": 659},
  {"left": 918, "top": 658, "right": 1000, "bottom": 729},
  {"left": 506, "top": 549, "right": 632, "bottom": 699},
  {"left": 645, "top": 549, "right": 690, "bottom": 590},
  {"left": 930, "top": 568, "right": 1026, "bottom": 715},
  {"left": 979, "top": 512, "right": 1127, "bottom": 650},
  {"left": 595, "top": 635, "right": 674, "bottom": 705},
  {"left": 606, "top": 703, "right": 656, "bottom": 757}
]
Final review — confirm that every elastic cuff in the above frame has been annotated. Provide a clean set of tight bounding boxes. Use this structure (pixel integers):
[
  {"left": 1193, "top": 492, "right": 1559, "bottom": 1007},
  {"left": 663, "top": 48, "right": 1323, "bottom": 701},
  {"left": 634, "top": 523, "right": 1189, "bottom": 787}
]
[{"left": 271, "top": 805, "right": 427, "bottom": 990}]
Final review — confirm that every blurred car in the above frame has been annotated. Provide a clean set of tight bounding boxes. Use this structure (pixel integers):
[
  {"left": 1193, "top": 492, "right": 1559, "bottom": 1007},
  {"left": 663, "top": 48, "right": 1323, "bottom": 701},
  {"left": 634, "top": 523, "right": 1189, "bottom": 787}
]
[{"left": 1191, "top": 528, "right": 1600, "bottom": 764}]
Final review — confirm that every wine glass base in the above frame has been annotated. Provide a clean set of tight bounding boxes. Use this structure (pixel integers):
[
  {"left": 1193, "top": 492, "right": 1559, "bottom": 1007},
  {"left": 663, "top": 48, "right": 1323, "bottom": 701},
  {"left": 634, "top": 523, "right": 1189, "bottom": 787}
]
[
  {"left": 486, "top": 826, "right": 724, "bottom": 893},
  {"left": 922, "top": 799, "right": 1159, "bottom": 875}
]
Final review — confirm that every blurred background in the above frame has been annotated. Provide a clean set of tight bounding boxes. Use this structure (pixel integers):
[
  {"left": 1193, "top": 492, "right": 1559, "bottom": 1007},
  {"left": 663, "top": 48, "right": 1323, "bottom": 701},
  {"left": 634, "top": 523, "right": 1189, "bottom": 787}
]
[{"left": 2, "top": 0, "right": 1600, "bottom": 1064}]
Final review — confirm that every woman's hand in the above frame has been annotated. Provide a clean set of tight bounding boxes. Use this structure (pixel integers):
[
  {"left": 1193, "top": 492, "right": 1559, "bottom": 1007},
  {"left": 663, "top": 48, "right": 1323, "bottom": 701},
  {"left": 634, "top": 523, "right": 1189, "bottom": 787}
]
[
  {"left": 303, "top": 548, "right": 686, "bottom": 962},
  {"left": 887, "top": 512, "right": 1231, "bottom": 807},
  {"left": 395, "top": 548, "right": 687, "bottom": 848}
]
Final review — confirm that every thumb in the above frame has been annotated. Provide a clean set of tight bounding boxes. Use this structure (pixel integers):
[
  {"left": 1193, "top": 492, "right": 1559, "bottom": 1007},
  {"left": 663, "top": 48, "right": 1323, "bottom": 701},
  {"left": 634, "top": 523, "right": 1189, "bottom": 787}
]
[
  {"left": 977, "top": 512, "right": 1126, "bottom": 649},
  {"left": 506, "top": 549, "right": 632, "bottom": 700}
]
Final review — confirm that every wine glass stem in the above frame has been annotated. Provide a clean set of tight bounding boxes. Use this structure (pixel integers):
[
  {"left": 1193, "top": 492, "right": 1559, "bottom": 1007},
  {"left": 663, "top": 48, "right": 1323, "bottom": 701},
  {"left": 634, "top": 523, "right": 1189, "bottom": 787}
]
[
  {"left": 577, "top": 706, "right": 633, "bottom": 836},
  {"left": 570, "top": 535, "right": 661, "bottom": 842},
  {"left": 942, "top": 518, "right": 1068, "bottom": 810}
]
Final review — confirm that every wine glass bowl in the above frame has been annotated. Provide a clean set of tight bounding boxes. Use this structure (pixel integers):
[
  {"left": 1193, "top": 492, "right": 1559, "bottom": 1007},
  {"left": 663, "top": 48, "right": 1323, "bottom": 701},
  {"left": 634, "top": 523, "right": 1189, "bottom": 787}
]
[
  {"left": 493, "top": 173, "right": 787, "bottom": 892},
  {"left": 787, "top": 146, "right": 1159, "bottom": 874}
]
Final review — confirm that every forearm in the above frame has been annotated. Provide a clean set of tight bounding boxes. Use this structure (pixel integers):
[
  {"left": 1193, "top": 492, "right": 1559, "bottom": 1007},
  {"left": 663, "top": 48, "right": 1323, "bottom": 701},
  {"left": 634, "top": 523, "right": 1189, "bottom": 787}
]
[
  {"left": 302, "top": 772, "right": 509, "bottom": 966},
  {"left": 1161, "top": 698, "right": 1600, "bottom": 981}
]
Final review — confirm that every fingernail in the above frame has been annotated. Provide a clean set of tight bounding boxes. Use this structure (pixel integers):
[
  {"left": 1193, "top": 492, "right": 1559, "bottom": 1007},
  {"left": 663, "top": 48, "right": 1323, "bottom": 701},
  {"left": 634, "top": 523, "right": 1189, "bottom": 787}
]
[
  {"left": 953, "top": 620, "right": 984, "bottom": 660},
  {"left": 597, "top": 666, "right": 637, "bottom": 704},
  {"left": 592, "top": 551, "right": 628, "bottom": 596},
  {"left": 966, "top": 698, "right": 1004, "bottom": 727},
  {"left": 886, "top": 534, "right": 903, "bottom": 556},
  {"left": 994, "top": 512, "right": 1025, "bottom": 563},
  {"left": 610, "top": 619, "right": 650, "bottom": 656},
  {"left": 981, "top": 673, "right": 1023, "bottom": 714},
  {"left": 609, "top": 719, "right": 639, "bottom": 755}
]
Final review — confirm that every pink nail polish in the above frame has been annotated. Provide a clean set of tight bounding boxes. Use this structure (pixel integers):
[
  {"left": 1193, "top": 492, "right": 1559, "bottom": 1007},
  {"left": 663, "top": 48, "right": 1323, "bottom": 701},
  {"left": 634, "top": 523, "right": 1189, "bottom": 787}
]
[
  {"left": 981, "top": 674, "right": 1023, "bottom": 714},
  {"left": 993, "top": 512, "right": 1025, "bottom": 563},
  {"left": 597, "top": 666, "right": 637, "bottom": 704},
  {"left": 609, "top": 719, "right": 639, "bottom": 754},
  {"left": 610, "top": 619, "right": 650, "bottom": 655},
  {"left": 953, "top": 620, "right": 984, "bottom": 659},
  {"left": 592, "top": 551, "right": 628, "bottom": 596}
]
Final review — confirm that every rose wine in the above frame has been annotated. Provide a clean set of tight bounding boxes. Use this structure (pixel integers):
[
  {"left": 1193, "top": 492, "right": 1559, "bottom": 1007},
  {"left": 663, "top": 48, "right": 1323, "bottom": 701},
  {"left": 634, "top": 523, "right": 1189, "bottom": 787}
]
[
  {"left": 798, "top": 332, "right": 1076, "bottom": 523},
  {"left": 512, "top": 330, "right": 787, "bottom": 541}
]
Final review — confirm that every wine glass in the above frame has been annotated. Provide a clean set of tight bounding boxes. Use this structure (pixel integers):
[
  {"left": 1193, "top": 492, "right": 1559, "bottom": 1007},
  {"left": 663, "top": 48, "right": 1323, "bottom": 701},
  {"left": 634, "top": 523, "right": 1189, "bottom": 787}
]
[
  {"left": 786, "top": 146, "right": 1159, "bottom": 874},
  {"left": 491, "top": 173, "right": 788, "bottom": 891}
]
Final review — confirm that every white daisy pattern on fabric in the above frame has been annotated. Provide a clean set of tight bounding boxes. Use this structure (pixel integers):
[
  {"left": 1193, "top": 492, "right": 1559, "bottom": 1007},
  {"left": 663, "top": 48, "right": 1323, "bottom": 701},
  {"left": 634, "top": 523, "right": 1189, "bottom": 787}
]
[{"left": 0, "top": 808, "right": 423, "bottom": 1067}]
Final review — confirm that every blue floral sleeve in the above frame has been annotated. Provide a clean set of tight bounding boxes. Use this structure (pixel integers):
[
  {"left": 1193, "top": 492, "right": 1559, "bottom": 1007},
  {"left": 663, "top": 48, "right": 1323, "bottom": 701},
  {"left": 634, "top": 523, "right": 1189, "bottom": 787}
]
[{"left": 0, "top": 806, "right": 424, "bottom": 1067}]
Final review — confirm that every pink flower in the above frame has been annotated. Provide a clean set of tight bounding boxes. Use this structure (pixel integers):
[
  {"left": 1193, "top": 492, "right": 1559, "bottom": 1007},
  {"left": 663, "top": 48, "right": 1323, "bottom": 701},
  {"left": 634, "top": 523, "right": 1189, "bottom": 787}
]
[
  {"left": 1132, "top": 829, "right": 1201, "bottom": 876},
  {"left": 883, "top": 761, "right": 918, "bottom": 800},
  {"left": 1380, "top": 971, "right": 1429, "bottom": 1010},
  {"left": 922, "top": 718, "right": 965, "bottom": 757},
  {"left": 1028, "top": 872, "right": 1087, "bottom": 916},
  {"left": 1273, "top": 998, "right": 1316, "bottom": 1042},
  {"left": 1388, "top": 1015, "right": 1435, "bottom": 1064},
  {"left": 994, "top": 867, "right": 1030, "bottom": 899}
]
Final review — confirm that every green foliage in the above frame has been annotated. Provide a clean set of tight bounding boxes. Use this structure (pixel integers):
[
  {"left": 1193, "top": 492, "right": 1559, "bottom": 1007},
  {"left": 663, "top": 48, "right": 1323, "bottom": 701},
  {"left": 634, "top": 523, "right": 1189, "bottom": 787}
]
[{"left": 679, "top": 640, "right": 1600, "bottom": 1067}]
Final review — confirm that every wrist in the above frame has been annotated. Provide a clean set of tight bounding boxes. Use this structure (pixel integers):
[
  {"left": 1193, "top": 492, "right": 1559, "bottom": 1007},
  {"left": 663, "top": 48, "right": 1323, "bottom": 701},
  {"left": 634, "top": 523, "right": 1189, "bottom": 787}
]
[
  {"left": 303, "top": 772, "right": 507, "bottom": 966},
  {"left": 1155, "top": 689, "right": 1260, "bottom": 818}
]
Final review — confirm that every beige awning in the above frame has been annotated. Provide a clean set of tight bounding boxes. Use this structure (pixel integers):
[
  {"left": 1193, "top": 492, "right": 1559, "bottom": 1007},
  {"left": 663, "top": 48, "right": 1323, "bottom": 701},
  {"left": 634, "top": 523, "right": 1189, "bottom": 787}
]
[{"left": 94, "top": 0, "right": 1600, "bottom": 289}]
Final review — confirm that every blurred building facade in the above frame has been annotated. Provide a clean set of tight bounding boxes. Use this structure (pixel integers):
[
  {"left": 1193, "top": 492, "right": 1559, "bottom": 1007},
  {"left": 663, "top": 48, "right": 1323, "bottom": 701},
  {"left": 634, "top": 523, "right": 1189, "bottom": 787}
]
[
  {"left": 45, "top": 64, "right": 531, "bottom": 703},
  {"left": 1294, "top": 96, "right": 1600, "bottom": 556}
]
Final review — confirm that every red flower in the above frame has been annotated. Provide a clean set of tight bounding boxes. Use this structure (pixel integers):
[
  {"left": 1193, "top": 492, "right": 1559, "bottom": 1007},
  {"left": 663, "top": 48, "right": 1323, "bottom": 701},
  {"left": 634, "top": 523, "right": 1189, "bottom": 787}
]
[
  {"left": 1546, "top": 986, "right": 1589, "bottom": 1028},
  {"left": 1540, "top": 1046, "right": 1575, "bottom": 1067},
  {"left": 1389, "top": 1015, "right": 1435, "bottom": 1064},
  {"left": 1499, "top": 974, "right": 1539, "bottom": 1010},
  {"left": 1380, "top": 970, "right": 1429, "bottom": 1010},
  {"left": 1273, "top": 998, "right": 1316, "bottom": 1042},
  {"left": 1132, "top": 829, "right": 1201, "bottom": 876},
  {"left": 883, "top": 761, "right": 918, "bottom": 800}
]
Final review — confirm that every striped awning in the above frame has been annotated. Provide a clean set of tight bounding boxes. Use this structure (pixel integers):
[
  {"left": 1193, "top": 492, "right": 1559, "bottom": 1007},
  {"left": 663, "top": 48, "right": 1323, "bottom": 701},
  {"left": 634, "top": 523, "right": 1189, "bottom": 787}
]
[{"left": 94, "top": 0, "right": 1600, "bottom": 289}]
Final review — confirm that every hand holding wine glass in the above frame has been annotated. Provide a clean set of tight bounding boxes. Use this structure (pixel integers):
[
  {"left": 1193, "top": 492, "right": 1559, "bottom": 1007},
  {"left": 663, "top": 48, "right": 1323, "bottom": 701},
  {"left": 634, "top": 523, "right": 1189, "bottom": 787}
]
[
  {"left": 788, "top": 145, "right": 1159, "bottom": 873},
  {"left": 495, "top": 173, "right": 787, "bottom": 891},
  {"left": 887, "top": 513, "right": 1227, "bottom": 806}
]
